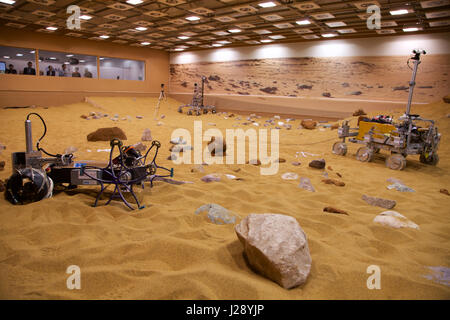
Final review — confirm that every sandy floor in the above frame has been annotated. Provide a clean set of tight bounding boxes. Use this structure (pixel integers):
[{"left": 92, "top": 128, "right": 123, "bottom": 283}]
[{"left": 0, "top": 96, "right": 449, "bottom": 299}]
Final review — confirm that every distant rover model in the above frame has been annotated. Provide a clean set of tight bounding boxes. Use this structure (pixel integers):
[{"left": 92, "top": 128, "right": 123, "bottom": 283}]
[
  {"left": 178, "top": 76, "right": 216, "bottom": 115},
  {"left": 332, "top": 49, "right": 441, "bottom": 170}
]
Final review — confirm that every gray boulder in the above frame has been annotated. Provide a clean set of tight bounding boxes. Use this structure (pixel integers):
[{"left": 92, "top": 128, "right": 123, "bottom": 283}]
[
  {"left": 362, "top": 194, "right": 396, "bottom": 209},
  {"left": 235, "top": 213, "right": 312, "bottom": 289}
]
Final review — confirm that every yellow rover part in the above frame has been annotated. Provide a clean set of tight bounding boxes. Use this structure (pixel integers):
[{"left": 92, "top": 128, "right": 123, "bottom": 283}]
[{"left": 356, "top": 121, "right": 397, "bottom": 141}]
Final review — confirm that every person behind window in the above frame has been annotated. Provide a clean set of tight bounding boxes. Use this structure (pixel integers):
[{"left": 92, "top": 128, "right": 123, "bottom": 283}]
[
  {"left": 23, "top": 61, "right": 36, "bottom": 75},
  {"left": 58, "top": 64, "right": 69, "bottom": 77},
  {"left": 72, "top": 67, "right": 81, "bottom": 77},
  {"left": 6, "top": 64, "right": 17, "bottom": 74},
  {"left": 84, "top": 68, "right": 92, "bottom": 78},
  {"left": 47, "top": 65, "right": 56, "bottom": 76}
]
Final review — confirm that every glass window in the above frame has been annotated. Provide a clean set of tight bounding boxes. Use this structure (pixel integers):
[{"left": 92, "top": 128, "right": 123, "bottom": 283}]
[
  {"left": 0, "top": 45, "right": 37, "bottom": 75},
  {"left": 38, "top": 50, "right": 97, "bottom": 78},
  {"left": 99, "top": 57, "right": 145, "bottom": 81}
]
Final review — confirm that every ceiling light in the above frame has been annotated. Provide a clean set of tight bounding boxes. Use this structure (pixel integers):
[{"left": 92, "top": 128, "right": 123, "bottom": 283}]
[
  {"left": 296, "top": 20, "right": 311, "bottom": 25},
  {"left": 30, "top": 51, "right": 35, "bottom": 54},
  {"left": 100, "top": 35, "right": 110, "bottom": 39},
  {"left": 321, "top": 33, "right": 337, "bottom": 38},
  {"left": 99, "top": 58, "right": 105, "bottom": 60},
  {"left": 260, "top": 39, "right": 273, "bottom": 43},
  {"left": 390, "top": 9, "right": 409, "bottom": 15},
  {"left": 228, "top": 29, "right": 241, "bottom": 33},
  {"left": 0, "top": 0, "right": 16, "bottom": 5},
  {"left": 126, "top": 0, "right": 144, "bottom": 5},
  {"left": 3, "top": 56, "right": 10, "bottom": 59},
  {"left": 16, "top": 53, "right": 23, "bottom": 56},
  {"left": 49, "top": 57, "right": 56, "bottom": 60},
  {"left": 185, "top": 16, "right": 200, "bottom": 21},
  {"left": 174, "top": 48, "right": 185, "bottom": 51},
  {"left": 64, "top": 62, "right": 70, "bottom": 64},
  {"left": 46, "top": 26, "right": 58, "bottom": 31},
  {"left": 80, "top": 15, "right": 92, "bottom": 20},
  {"left": 258, "top": 1, "right": 277, "bottom": 8},
  {"left": 178, "top": 36, "right": 190, "bottom": 40},
  {"left": 135, "top": 27, "right": 147, "bottom": 31},
  {"left": 79, "top": 60, "right": 85, "bottom": 63},
  {"left": 212, "top": 43, "right": 223, "bottom": 47},
  {"left": 141, "top": 42, "right": 150, "bottom": 45},
  {"left": 66, "top": 54, "right": 73, "bottom": 57},
  {"left": 403, "top": 27, "right": 419, "bottom": 32}
]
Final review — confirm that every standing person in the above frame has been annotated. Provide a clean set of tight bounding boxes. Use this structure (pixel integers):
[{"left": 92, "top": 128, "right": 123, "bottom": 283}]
[
  {"left": 153, "top": 83, "right": 167, "bottom": 120},
  {"left": 46, "top": 65, "right": 56, "bottom": 76},
  {"left": 72, "top": 67, "right": 81, "bottom": 77},
  {"left": 6, "top": 64, "right": 17, "bottom": 74},
  {"left": 23, "top": 61, "right": 36, "bottom": 75},
  {"left": 84, "top": 68, "right": 93, "bottom": 78}
]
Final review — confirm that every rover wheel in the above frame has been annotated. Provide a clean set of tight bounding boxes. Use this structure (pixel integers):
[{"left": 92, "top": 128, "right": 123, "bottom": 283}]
[
  {"left": 177, "top": 108, "right": 183, "bottom": 113},
  {"left": 386, "top": 154, "right": 406, "bottom": 170},
  {"left": 332, "top": 142, "right": 347, "bottom": 156},
  {"left": 187, "top": 110, "right": 192, "bottom": 116},
  {"left": 356, "top": 147, "right": 373, "bottom": 162},
  {"left": 203, "top": 109, "right": 208, "bottom": 114},
  {"left": 5, "top": 168, "right": 53, "bottom": 205},
  {"left": 420, "top": 153, "right": 439, "bottom": 166}
]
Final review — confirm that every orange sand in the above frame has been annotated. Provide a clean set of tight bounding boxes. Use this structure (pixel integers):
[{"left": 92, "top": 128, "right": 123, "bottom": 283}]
[{"left": 0, "top": 97, "right": 449, "bottom": 299}]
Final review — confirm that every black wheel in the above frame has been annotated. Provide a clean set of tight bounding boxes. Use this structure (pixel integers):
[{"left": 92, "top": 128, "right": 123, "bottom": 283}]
[
  {"left": 356, "top": 147, "right": 373, "bottom": 162},
  {"left": 332, "top": 142, "right": 347, "bottom": 156},
  {"left": 5, "top": 168, "right": 53, "bottom": 205},
  {"left": 420, "top": 153, "right": 439, "bottom": 166},
  {"left": 203, "top": 109, "right": 208, "bottom": 114},
  {"left": 187, "top": 110, "right": 192, "bottom": 115},
  {"left": 386, "top": 154, "right": 406, "bottom": 170}
]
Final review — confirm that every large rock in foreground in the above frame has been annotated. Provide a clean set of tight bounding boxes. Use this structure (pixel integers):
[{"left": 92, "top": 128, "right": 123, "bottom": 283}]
[
  {"left": 87, "top": 127, "right": 127, "bottom": 142},
  {"left": 235, "top": 213, "right": 312, "bottom": 289}
]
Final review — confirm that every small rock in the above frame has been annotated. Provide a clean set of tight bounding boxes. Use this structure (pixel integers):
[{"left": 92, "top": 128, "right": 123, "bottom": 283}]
[
  {"left": 353, "top": 109, "right": 367, "bottom": 116},
  {"left": 80, "top": 114, "right": 88, "bottom": 119},
  {"left": 443, "top": 95, "right": 450, "bottom": 104},
  {"left": 132, "top": 142, "right": 147, "bottom": 152},
  {"left": 0, "top": 179, "right": 5, "bottom": 192},
  {"left": 393, "top": 86, "right": 409, "bottom": 91},
  {"left": 160, "top": 114, "right": 166, "bottom": 119},
  {"left": 322, "top": 92, "right": 332, "bottom": 98},
  {"left": 170, "top": 137, "right": 187, "bottom": 145},
  {"left": 87, "top": 127, "right": 127, "bottom": 142},
  {"left": 322, "top": 178, "right": 345, "bottom": 187},
  {"left": 331, "top": 123, "right": 339, "bottom": 130},
  {"left": 195, "top": 203, "right": 238, "bottom": 225},
  {"left": 440, "top": 189, "right": 450, "bottom": 196},
  {"left": 281, "top": 172, "right": 299, "bottom": 180},
  {"left": 136, "top": 115, "right": 143, "bottom": 119},
  {"left": 157, "top": 121, "right": 163, "bottom": 126},
  {"left": 298, "top": 177, "right": 315, "bottom": 192},
  {"left": 362, "top": 195, "right": 396, "bottom": 209},
  {"left": 225, "top": 174, "right": 237, "bottom": 180},
  {"left": 235, "top": 213, "right": 312, "bottom": 289},
  {"left": 373, "top": 211, "right": 419, "bottom": 230},
  {"left": 167, "top": 154, "right": 177, "bottom": 160},
  {"left": 275, "top": 157, "right": 286, "bottom": 163},
  {"left": 201, "top": 174, "right": 221, "bottom": 183},
  {"left": 336, "top": 172, "right": 342, "bottom": 178},
  {"left": 323, "top": 207, "right": 348, "bottom": 215},
  {"left": 301, "top": 120, "right": 317, "bottom": 130},
  {"left": 387, "top": 182, "right": 415, "bottom": 192},
  {"left": 0, "top": 160, "right": 5, "bottom": 171},
  {"left": 247, "top": 159, "right": 261, "bottom": 166},
  {"left": 141, "top": 128, "right": 152, "bottom": 141},
  {"left": 309, "top": 159, "right": 326, "bottom": 169},
  {"left": 190, "top": 165, "right": 205, "bottom": 173},
  {"left": 327, "top": 166, "right": 333, "bottom": 171},
  {"left": 291, "top": 161, "right": 301, "bottom": 166}
]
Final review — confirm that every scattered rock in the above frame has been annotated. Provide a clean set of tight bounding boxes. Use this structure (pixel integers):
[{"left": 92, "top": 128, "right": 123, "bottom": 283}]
[
  {"left": 327, "top": 166, "right": 333, "bottom": 171},
  {"left": 260, "top": 87, "right": 278, "bottom": 94},
  {"left": 336, "top": 172, "right": 342, "bottom": 178},
  {"left": 275, "top": 157, "right": 286, "bottom": 163},
  {"left": 443, "top": 95, "right": 450, "bottom": 104},
  {"left": 297, "top": 84, "right": 313, "bottom": 90},
  {"left": 0, "top": 179, "right": 5, "bottom": 192},
  {"left": 331, "top": 123, "right": 339, "bottom": 130},
  {"left": 322, "top": 178, "right": 345, "bottom": 187},
  {"left": 235, "top": 213, "right": 312, "bottom": 289},
  {"left": 132, "top": 142, "right": 147, "bottom": 152},
  {"left": 298, "top": 177, "right": 315, "bottom": 192},
  {"left": 87, "top": 127, "right": 127, "bottom": 142},
  {"left": 201, "top": 174, "right": 221, "bottom": 183},
  {"left": 423, "top": 266, "right": 450, "bottom": 287},
  {"left": 440, "top": 189, "right": 450, "bottom": 196},
  {"left": 291, "top": 161, "right": 301, "bottom": 166},
  {"left": 393, "top": 86, "right": 409, "bottom": 91},
  {"left": 136, "top": 115, "right": 143, "bottom": 119},
  {"left": 0, "top": 160, "right": 5, "bottom": 171},
  {"left": 349, "top": 91, "right": 362, "bottom": 96},
  {"left": 208, "top": 136, "right": 226, "bottom": 156},
  {"left": 353, "top": 109, "right": 367, "bottom": 116},
  {"left": 208, "top": 75, "right": 221, "bottom": 81},
  {"left": 167, "top": 154, "right": 177, "bottom": 160},
  {"left": 323, "top": 207, "right": 348, "bottom": 215},
  {"left": 157, "top": 121, "right": 163, "bottom": 126},
  {"left": 362, "top": 195, "right": 396, "bottom": 209},
  {"left": 387, "top": 182, "right": 415, "bottom": 192},
  {"left": 190, "top": 165, "right": 205, "bottom": 173},
  {"left": 301, "top": 120, "right": 317, "bottom": 130},
  {"left": 170, "top": 137, "right": 187, "bottom": 145},
  {"left": 373, "top": 211, "right": 419, "bottom": 230},
  {"left": 247, "top": 159, "right": 261, "bottom": 166},
  {"left": 195, "top": 203, "right": 238, "bottom": 225},
  {"left": 281, "top": 172, "right": 299, "bottom": 180},
  {"left": 309, "top": 159, "right": 325, "bottom": 169},
  {"left": 342, "top": 82, "right": 350, "bottom": 87},
  {"left": 160, "top": 114, "right": 166, "bottom": 119},
  {"left": 322, "top": 92, "right": 332, "bottom": 98},
  {"left": 141, "top": 128, "right": 152, "bottom": 141},
  {"left": 80, "top": 114, "right": 88, "bottom": 119}
]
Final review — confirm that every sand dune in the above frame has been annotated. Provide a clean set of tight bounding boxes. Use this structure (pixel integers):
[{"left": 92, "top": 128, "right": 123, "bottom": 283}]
[{"left": 0, "top": 97, "right": 449, "bottom": 299}]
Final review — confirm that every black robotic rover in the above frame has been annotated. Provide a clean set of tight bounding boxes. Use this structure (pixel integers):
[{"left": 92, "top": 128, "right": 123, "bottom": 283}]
[
  {"left": 178, "top": 76, "right": 216, "bottom": 115},
  {"left": 5, "top": 113, "right": 173, "bottom": 210}
]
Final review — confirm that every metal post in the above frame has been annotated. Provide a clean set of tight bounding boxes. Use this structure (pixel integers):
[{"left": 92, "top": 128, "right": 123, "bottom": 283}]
[
  {"left": 405, "top": 59, "right": 420, "bottom": 117},
  {"left": 201, "top": 76, "right": 205, "bottom": 108},
  {"left": 25, "top": 120, "right": 33, "bottom": 153}
]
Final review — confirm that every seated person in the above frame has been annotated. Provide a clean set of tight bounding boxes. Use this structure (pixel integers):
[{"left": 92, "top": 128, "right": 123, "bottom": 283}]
[
  {"left": 23, "top": 61, "right": 36, "bottom": 75},
  {"left": 46, "top": 65, "right": 56, "bottom": 76},
  {"left": 84, "top": 68, "right": 93, "bottom": 78},
  {"left": 5, "top": 64, "right": 17, "bottom": 74},
  {"left": 72, "top": 67, "right": 81, "bottom": 77},
  {"left": 58, "top": 64, "right": 69, "bottom": 77}
]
